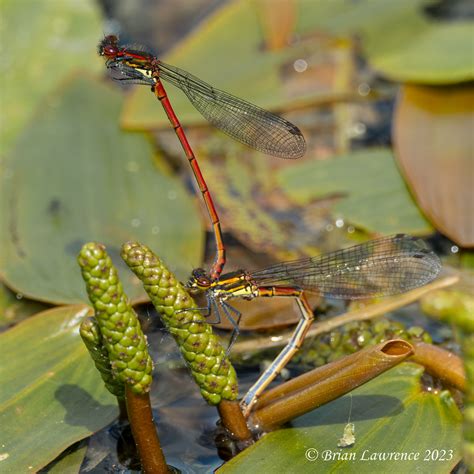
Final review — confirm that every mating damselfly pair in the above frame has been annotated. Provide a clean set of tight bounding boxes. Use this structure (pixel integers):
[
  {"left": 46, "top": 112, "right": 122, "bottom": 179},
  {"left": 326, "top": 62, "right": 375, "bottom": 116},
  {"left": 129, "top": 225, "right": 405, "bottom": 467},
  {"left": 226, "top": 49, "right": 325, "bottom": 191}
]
[{"left": 98, "top": 35, "right": 441, "bottom": 414}]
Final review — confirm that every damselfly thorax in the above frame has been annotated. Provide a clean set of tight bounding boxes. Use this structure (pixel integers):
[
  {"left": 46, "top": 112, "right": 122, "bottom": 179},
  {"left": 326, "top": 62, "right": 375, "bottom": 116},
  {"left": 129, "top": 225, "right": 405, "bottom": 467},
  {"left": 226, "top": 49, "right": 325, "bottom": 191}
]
[{"left": 188, "top": 269, "right": 258, "bottom": 300}]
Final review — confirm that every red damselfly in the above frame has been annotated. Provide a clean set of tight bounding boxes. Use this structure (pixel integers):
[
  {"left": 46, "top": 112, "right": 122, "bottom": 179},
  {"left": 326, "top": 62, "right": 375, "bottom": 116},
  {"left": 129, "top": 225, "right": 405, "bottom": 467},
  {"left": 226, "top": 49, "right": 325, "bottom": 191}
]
[
  {"left": 98, "top": 35, "right": 306, "bottom": 280},
  {"left": 185, "top": 234, "right": 441, "bottom": 415}
]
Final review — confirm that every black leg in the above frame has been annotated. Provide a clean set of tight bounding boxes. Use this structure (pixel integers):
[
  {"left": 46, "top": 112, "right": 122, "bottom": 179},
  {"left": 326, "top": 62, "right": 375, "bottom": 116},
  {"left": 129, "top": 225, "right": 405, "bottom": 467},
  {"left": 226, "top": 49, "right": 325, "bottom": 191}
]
[
  {"left": 176, "top": 294, "right": 224, "bottom": 326},
  {"left": 223, "top": 301, "right": 242, "bottom": 326},
  {"left": 221, "top": 301, "right": 242, "bottom": 355},
  {"left": 208, "top": 296, "right": 222, "bottom": 325},
  {"left": 177, "top": 292, "right": 212, "bottom": 317}
]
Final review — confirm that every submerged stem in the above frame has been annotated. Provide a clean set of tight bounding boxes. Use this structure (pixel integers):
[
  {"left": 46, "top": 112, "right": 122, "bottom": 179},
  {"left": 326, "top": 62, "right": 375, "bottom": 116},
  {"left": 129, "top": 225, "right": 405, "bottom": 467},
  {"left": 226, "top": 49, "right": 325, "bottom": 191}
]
[
  {"left": 217, "top": 400, "right": 253, "bottom": 442},
  {"left": 125, "top": 386, "right": 168, "bottom": 473}
]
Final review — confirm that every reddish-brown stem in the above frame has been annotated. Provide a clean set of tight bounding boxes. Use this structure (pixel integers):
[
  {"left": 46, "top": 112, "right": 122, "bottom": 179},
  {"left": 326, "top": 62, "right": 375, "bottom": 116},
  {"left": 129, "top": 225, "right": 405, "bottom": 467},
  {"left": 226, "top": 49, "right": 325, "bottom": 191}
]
[
  {"left": 217, "top": 400, "right": 253, "bottom": 442},
  {"left": 411, "top": 342, "right": 466, "bottom": 391},
  {"left": 249, "top": 340, "right": 413, "bottom": 431},
  {"left": 125, "top": 386, "right": 168, "bottom": 473}
]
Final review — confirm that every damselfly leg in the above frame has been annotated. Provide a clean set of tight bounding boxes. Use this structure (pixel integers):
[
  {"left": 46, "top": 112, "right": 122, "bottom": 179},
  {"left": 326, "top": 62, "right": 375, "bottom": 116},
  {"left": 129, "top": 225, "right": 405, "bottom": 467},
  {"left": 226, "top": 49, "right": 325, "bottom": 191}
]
[{"left": 239, "top": 288, "right": 314, "bottom": 415}]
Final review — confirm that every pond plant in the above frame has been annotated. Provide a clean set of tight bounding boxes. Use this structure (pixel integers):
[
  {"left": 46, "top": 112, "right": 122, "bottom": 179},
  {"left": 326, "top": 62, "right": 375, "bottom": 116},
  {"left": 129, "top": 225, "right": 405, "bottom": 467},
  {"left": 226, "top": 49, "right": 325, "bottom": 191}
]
[{"left": 1, "top": 1, "right": 472, "bottom": 473}]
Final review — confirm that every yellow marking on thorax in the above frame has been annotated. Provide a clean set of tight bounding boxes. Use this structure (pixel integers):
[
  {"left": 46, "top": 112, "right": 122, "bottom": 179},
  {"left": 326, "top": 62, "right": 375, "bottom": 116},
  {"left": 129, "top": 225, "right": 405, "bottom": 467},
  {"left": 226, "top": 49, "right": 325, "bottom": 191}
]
[
  {"left": 210, "top": 274, "right": 258, "bottom": 300},
  {"left": 124, "top": 62, "right": 154, "bottom": 80}
]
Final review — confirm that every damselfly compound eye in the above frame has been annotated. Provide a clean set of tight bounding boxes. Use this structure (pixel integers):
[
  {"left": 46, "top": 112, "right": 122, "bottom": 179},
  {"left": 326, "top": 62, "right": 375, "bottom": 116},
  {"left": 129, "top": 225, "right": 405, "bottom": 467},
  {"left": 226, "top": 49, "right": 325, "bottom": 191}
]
[
  {"left": 98, "top": 35, "right": 120, "bottom": 57},
  {"left": 102, "top": 45, "right": 118, "bottom": 56},
  {"left": 197, "top": 276, "right": 211, "bottom": 287}
]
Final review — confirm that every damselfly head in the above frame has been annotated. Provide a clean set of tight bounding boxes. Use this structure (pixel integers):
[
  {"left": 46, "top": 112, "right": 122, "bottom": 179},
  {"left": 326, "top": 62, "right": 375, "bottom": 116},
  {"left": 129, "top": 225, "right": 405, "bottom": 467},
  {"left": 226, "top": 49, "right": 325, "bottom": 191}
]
[
  {"left": 98, "top": 35, "right": 120, "bottom": 58},
  {"left": 186, "top": 268, "right": 213, "bottom": 291}
]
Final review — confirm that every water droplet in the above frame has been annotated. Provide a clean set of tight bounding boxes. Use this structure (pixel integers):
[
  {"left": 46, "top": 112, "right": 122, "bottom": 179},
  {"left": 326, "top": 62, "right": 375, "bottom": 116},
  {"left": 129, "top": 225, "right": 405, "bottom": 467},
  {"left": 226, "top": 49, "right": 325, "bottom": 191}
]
[
  {"left": 293, "top": 59, "right": 308, "bottom": 73},
  {"left": 16, "top": 293, "right": 23, "bottom": 300},
  {"left": 131, "top": 218, "right": 141, "bottom": 228},
  {"left": 335, "top": 218, "right": 344, "bottom": 228},
  {"left": 152, "top": 226, "right": 160, "bottom": 234},
  {"left": 349, "top": 122, "right": 367, "bottom": 139},
  {"left": 325, "top": 224, "right": 334, "bottom": 232},
  {"left": 358, "top": 83, "right": 371, "bottom": 96},
  {"left": 347, "top": 226, "right": 355, "bottom": 233},
  {"left": 451, "top": 245, "right": 459, "bottom": 254}
]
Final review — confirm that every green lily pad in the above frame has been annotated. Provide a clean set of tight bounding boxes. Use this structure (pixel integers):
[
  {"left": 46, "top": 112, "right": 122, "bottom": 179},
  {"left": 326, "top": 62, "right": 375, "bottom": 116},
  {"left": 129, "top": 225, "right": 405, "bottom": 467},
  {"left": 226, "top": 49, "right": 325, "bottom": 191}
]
[
  {"left": 297, "top": 0, "right": 472, "bottom": 84},
  {"left": 361, "top": 4, "right": 473, "bottom": 84},
  {"left": 219, "top": 363, "right": 462, "bottom": 473},
  {"left": 277, "top": 148, "right": 432, "bottom": 235},
  {"left": 0, "top": 0, "right": 103, "bottom": 154},
  {"left": 0, "top": 75, "right": 203, "bottom": 304},
  {"left": 0, "top": 305, "right": 117, "bottom": 473},
  {"left": 0, "top": 281, "right": 50, "bottom": 330},
  {"left": 46, "top": 442, "right": 87, "bottom": 474}
]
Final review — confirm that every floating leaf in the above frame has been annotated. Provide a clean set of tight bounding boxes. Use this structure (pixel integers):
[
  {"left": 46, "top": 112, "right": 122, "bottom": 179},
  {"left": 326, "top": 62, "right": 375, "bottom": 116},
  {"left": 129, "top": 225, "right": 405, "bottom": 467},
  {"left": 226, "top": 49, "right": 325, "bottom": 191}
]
[
  {"left": 394, "top": 84, "right": 474, "bottom": 247},
  {"left": 277, "top": 149, "right": 432, "bottom": 235},
  {"left": 46, "top": 442, "right": 87, "bottom": 474},
  {"left": 0, "top": 0, "right": 103, "bottom": 154},
  {"left": 296, "top": 0, "right": 473, "bottom": 84},
  {"left": 0, "top": 305, "right": 117, "bottom": 473},
  {"left": 361, "top": 4, "right": 473, "bottom": 84},
  {"left": 218, "top": 363, "right": 462, "bottom": 473},
  {"left": 0, "top": 76, "right": 203, "bottom": 304},
  {"left": 0, "top": 281, "right": 50, "bottom": 330}
]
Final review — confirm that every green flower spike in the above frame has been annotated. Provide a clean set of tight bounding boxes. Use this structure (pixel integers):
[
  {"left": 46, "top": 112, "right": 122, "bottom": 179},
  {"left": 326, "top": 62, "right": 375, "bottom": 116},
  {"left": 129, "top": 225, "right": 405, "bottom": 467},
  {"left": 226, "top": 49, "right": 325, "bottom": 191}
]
[
  {"left": 79, "top": 317, "right": 125, "bottom": 398},
  {"left": 121, "top": 241, "right": 238, "bottom": 405},
  {"left": 78, "top": 242, "right": 153, "bottom": 395}
]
